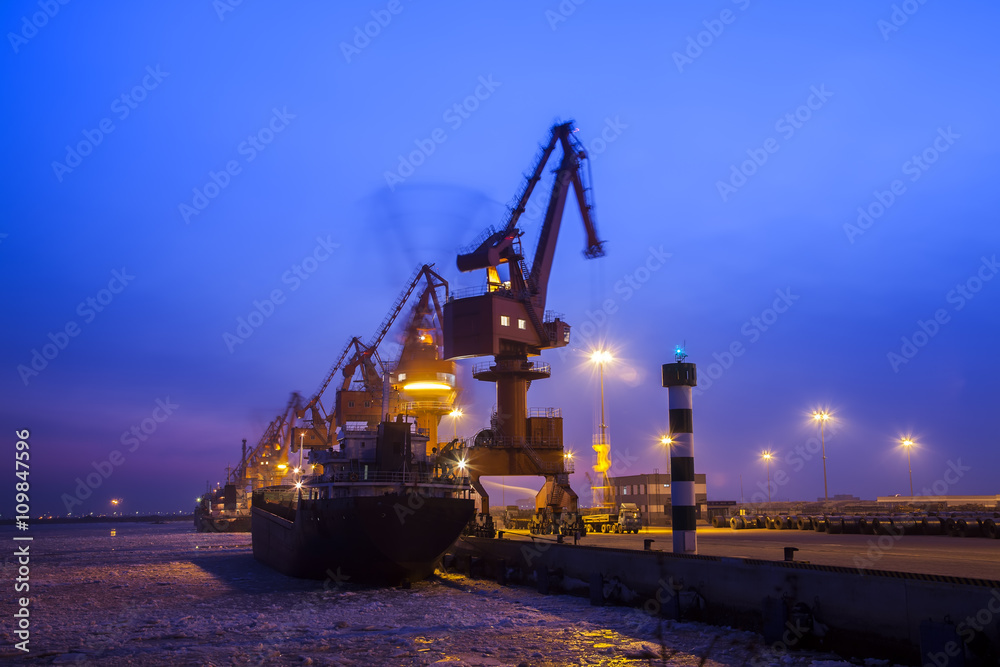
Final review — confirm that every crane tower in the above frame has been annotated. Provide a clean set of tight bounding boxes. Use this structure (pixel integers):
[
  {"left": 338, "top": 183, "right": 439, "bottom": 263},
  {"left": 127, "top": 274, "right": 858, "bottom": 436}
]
[{"left": 443, "top": 121, "right": 605, "bottom": 530}]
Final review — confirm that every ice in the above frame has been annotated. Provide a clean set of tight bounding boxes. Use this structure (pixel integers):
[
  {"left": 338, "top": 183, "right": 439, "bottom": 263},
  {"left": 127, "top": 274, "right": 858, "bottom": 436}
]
[{"left": 0, "top": 523, "right": 906, "bottom": 666}]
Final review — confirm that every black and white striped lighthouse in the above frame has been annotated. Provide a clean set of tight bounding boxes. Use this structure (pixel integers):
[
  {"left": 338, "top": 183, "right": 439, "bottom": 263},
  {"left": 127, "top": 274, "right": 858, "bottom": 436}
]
[{"left": 662, "top": 349, "right": 697, "bottom": 554}]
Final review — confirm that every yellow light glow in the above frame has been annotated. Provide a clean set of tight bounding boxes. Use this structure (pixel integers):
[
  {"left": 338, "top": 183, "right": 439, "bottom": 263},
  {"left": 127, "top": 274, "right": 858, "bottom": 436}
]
[
  {"left": 660, "top": 436, "right": 673, "bottom": 446},
  {"left": 293, "top": 468, "right": 300, "bottom": 473},
  {"left": 277, "top": 464, "right": 288, "bottom": 470},
  {"left": 404, "top": 382, "right": 453, "bottom": 391},
  {"left": 812, "top": 411, "right": 831, "bottom": 422},
  {"left": 295, "top": 481, "right": 303, "bottom": 489},
  {"left": 564, "top": 451, "right": 573, "bottom": 459},
  {"left": 590, "top": 349, "right": 613, "bottom": 365},
  {"left": 762, "top": 451, "right": 773, "bottom": 461},
  {"left": 457, "top": 459, "right": 467, "bottom": 470},
  {"left": 901, "top": 438, "right": 914, "bottom": 448},
  {"left": 449, "top": 408, "right": 463, "bottom": 418}
]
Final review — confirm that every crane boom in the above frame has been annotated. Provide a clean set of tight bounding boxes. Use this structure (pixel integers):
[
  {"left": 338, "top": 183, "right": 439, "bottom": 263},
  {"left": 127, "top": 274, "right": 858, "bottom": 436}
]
[{"left": 455, "top": 122, "right": 603, "bottom": 315}]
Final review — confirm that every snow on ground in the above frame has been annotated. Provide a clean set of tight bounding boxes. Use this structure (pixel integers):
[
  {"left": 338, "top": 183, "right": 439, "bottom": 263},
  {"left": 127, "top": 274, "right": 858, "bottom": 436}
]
[{"left": 1, "top": 523, "right": 902, "bottom": 666}]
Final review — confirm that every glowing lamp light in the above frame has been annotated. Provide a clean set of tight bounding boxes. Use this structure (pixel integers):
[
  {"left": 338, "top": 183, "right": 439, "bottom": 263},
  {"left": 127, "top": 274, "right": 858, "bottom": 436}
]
[
  {"left": 660, "top": 436, "right": 673, "bottom": 446},
  {"left": 277, "top": 464, "right": 288, "bottom": 470},
  {"left": 293, "top": 468, "right": 300, "bottom": 474},
  {"left": 812, "top": 411, "right": 831, "bottom": 422},
  {"left": 404, "top": 382, "right": 453, "bottom": 391},
  {"left": 295, "top": 481, "right": 303, "bottom": 489},
  {"left": 590, "top": 350, "right": 613, "bottom": 365},
  {"left": 457, "top": 459, "right": 467, "bottom": 470}
]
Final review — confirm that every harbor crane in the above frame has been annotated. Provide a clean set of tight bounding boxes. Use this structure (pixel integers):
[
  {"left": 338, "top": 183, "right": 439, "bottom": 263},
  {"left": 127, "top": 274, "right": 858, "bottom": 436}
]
[
  {"left": 443, "top": 121, "right": 605, "bottom": 535},
  {"left": 232, "top": 265, "right": 453, "bottom": 489}
]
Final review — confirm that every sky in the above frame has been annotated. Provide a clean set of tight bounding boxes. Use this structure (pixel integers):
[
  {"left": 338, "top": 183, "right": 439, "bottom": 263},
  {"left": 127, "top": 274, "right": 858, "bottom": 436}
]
[{"left": 3, "top": 1, "right": 999, "bottom": 516}]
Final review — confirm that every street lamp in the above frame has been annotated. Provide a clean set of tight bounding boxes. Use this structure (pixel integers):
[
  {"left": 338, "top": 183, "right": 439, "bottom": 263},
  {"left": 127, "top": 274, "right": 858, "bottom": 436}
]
[
  {"left": 901, "top": 438, "right": 915, "bottom": 497},
  {"left": 449, "top": 408, "right": 463, "bottom": 439},
  {"left": 660, "top": 435, "right": 673, "bottom": 475},
  {"left": 591, "top": 350, "right": 613, "bottom": 447},
  {"left": 590, "top": 349, "right": 613, "bottom": 508},
  {"left": 812, "top": 410, "right": 832, "bottom": 501},
  {"left": 762, "top": 451, "right": 773, "bottom": 507}
]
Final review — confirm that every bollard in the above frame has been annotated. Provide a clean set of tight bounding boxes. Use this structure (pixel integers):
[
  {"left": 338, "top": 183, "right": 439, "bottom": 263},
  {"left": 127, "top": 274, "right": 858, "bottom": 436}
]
[
  {"left": 644, "top": 539, "right": 655, "bottom": 551},
  {"left": 784, "top": 547, "right": 799, "bottom": 562},
  {"left": 497, "top": 530, "right": 504, "bottom": 540}
]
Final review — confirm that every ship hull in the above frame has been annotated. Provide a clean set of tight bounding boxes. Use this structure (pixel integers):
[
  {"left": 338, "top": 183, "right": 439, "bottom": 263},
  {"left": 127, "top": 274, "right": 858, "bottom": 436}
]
[
  {"left": 252, "top": 494, "right": 475, "bottom": 583},
  {"left": 195, "top": 514, "right": 251, "bottom": 533}
]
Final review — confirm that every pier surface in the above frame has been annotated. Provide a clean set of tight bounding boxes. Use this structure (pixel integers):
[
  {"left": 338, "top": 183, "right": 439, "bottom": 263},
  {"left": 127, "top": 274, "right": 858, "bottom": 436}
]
[{"left": 501, "top": 526, "right": 1000, "bottom": 580}]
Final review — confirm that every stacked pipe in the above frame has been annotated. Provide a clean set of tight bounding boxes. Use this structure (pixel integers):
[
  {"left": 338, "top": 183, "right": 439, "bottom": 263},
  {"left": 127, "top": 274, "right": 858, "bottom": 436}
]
[{"left": 662, "top": 360, "right": 697, "bottom": 554}]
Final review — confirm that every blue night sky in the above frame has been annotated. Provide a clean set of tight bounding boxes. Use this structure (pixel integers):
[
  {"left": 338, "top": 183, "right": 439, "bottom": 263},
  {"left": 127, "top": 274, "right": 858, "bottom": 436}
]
[{"left": 3, "top": 2, "right": 999, "bottom": 515}]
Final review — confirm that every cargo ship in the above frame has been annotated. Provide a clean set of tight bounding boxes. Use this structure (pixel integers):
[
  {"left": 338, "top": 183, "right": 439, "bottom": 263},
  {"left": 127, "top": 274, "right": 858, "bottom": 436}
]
[
  {"left": 252, "top": 420, "right": 475, "bottom": 583},
  {"left": 194, "top": 482, "right": 251, "bottom": 533}
]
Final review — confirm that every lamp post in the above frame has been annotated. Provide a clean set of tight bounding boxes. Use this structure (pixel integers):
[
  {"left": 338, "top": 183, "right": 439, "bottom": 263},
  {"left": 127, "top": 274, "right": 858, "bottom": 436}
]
[
  {"left": 297, "top": 431, "right": 305, "bottom": 475},
  {"left": 660, "top": 435, "right": 673, "bottom": 476},
  {"left": 762, "top": 451, "right": 773, "bottom": 508},
  {"left": 901, "top": 438, "right": 914, "bottom": 497},
  {"left": 812, "top": 411, "right": 832, "bottom": 501},
  {"left": 660, "top": 436, "right": 673, "bottom": 527},
  {"left": 591, "top": 350, "right": 613, "bottom": 447},
  {"left": 591, "top": 350, "right": 613, "bottom": 507},
  {"left": 449, "top": 408, "right": 463, "bottom": 440}
]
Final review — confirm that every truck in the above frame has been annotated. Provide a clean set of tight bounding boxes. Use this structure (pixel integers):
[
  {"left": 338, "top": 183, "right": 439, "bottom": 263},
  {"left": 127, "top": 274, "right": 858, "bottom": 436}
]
[
  {"left": 501, "top": 506, "right": 587, "bottom": 536},
  {"left": 581, "top": 502, "right": 642, "bottom": 534},
  {"left": 500, "top": 505, "right": 534, "bottom": 530}
]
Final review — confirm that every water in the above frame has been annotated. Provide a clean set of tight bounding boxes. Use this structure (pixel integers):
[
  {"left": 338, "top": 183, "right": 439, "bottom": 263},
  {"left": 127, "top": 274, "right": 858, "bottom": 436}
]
[{"left": 0, "top": 522, "right": 892, "bottom": 665}]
